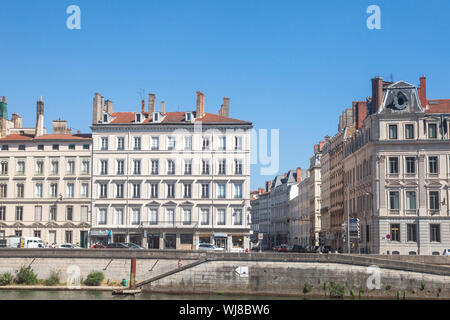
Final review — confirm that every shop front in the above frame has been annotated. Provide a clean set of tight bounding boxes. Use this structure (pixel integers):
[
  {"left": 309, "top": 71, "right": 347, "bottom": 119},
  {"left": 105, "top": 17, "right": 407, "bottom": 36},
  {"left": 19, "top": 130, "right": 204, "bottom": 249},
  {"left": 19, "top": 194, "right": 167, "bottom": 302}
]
[
  {"left": 147, "top": 233, "right": 160, "bottom": 249},
  {"left": 198, "top": 234, "right": 212, "bottom": 247},
  {"left": 90, "top": 230, "right": 110, "bottom": 246},
  {"left": 232, "top": 234, "right": 244, "bottom": 251},
  {"left": 213, "top": 233, "right": 228, "bottom": 249}
]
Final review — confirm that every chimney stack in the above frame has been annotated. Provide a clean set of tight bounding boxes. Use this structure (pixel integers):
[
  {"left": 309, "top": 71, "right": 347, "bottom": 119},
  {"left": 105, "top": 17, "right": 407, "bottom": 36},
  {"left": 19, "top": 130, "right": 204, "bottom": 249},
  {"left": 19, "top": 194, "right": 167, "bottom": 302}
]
[
  {"left": 141, "top": 99, "right": 145, "bottom": 113},
  {"left": 0, "top": 96, "right": 7, "bottom": 119},
  {"left": 296, "top": 167, "right": 302, "bottom": 182},
  {"left": 196, "top": 91, "right": 205, "bottom": 118},
  {"left": 148, "top": 93, "right": 156, "bottom": 114},
  {"left": 105, "top": 100, "right": 113, "bottom": 114},
  {"left": 93, "top": 92, "right": 103, "bottom": 124},
  {"left": 35, "top": 96, "right": 44, "bottom": 137},
  {"left": 371, "top": 76, "right": 383, "bottom": 114},
  {"left": 220, "top": 97, "right": 230, "bottom": 118},
  {"left": 161, "top": 101, "right": 165, "bottom": 113},
  {"left": 12, "top": 113, "right": 22, "bottom": 129},
  {"left": 418, "top": 75, "right": 427, "bottom": 107},
  {"left": 352, "top": 101, "right": 367, "bottom": 129},
  {"left": 52, "top": 120, "right": 71, "bottom": 134},
  {"left": 265, "top": 181, "right": 272, "bottom": 192}
]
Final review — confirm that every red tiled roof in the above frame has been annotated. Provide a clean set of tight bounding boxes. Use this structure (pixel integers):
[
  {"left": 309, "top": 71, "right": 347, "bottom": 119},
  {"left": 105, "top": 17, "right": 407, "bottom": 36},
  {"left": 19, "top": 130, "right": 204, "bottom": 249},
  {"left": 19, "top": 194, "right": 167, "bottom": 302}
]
[
  {"left": 0, "top": 133, "right": 92, "bottom": 142},
  {"left": 425, "top": 99, "right": 450, "bottom": 114},
  {"left": 109, "top": 111, "right": 251, "bottom": 125}
]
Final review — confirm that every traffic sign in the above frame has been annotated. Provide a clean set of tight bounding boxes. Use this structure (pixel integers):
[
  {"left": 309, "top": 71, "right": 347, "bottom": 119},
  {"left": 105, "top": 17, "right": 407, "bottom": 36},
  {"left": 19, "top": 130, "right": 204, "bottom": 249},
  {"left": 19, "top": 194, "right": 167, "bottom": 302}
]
[
  {"left": 386, "top": 234, "right": 391, "bottom": 240},
  {"left": 258, "top": 233, "right": 264, "bottom": 240}
]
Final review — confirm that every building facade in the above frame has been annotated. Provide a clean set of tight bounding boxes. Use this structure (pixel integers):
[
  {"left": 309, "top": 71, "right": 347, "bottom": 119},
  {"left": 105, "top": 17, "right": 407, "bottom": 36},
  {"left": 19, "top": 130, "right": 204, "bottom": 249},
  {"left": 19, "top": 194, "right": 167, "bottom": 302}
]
[
  {"left": 90, "top": 91, "right": 253, "bottom": 251},
  {"left": 309, "top": 143, "right": 323, "bottom": 247},
  {"left": 343, "top": 76, "right": 450, "bottom": 255},
  {"left": 0, "top": 97, "right": 92, "bottom": 247}
]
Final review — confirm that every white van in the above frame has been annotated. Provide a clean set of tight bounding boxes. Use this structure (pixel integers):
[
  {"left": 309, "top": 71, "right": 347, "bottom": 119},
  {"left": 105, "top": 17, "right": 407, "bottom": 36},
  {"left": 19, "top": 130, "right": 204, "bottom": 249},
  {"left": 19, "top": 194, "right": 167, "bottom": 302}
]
[{"left": 17, "top": 237, "right": 45, "bottom": 248}]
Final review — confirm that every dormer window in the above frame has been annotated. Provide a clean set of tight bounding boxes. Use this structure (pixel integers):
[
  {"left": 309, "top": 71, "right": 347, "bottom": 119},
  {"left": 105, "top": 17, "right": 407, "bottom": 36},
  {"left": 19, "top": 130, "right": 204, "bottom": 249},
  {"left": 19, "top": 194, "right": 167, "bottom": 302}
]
[
  {"left": 102, "top": 113, "right": 114, "bottom": 124},
  {"left": 153, "top": 112, "right": 163, "bottom": 123},
  {"left": 186, "top": 112, "right": 194, "bottom": 122},
  {"left": 135, "top": 113, "right": 144, "bottom": 123},
  {"left": 103, "top": 114, "right": 108, "bottom": 123}
]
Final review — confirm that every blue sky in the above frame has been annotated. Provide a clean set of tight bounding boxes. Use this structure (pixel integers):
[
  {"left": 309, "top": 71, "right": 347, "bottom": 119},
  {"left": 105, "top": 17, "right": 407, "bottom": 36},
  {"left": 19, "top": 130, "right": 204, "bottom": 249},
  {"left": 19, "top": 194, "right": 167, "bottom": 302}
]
[{"left": 1, "top": 0, "right": 450, "bottom": 189}]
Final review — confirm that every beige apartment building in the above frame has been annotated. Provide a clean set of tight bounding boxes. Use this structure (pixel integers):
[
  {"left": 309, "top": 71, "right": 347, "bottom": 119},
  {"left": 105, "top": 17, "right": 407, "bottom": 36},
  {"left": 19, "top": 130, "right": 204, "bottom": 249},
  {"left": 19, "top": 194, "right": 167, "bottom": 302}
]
[
  {"left": 343, "top": 76, "right": 450, "bottom": 255},
  {"left": 90, "top": 91, "right": 253, "bottom": 251},
  {"left": 0, "top": 97, "right": 92, "bottom": 247}
]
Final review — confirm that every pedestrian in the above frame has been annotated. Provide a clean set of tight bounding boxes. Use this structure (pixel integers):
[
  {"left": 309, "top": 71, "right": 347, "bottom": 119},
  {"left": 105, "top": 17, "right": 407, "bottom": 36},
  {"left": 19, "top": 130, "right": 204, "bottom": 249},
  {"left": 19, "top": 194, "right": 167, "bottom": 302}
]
[{"left": 178, "top": 259, "right": 182, "bottom": 269}]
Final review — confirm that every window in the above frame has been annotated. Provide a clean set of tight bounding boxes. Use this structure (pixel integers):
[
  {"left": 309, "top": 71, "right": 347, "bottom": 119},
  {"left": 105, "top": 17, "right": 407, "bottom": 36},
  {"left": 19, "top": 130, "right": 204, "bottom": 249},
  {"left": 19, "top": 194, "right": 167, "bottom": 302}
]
[
  {"left": 149, "top": 208, "right": 158, "bottom": 225},
  {"left": 131, "top": 208, "right": 141, "bottom": 225},
  {"left": 0, "top": 184, "right": 6, "bottom": 198},
  {"left": 184, "top": 160, "right": 192, "bottom": 175},
  {"left": 233, "top": 209, "right": 243, "bottom": 225},
  {"left": 66, "top": 206, "right": 73, "bottom": 221},
  {"left": 167, "top": 160, "right": 175, "bottom": 175},
  {"left": 66, "top": 183, "right": 74, "bottom": 198},
  {"left": 65, "top": 231, "right": 72, "bottom": 244},
  {"left": 0, "top": 161, "right": 7, "bottom": 175},
  {"left": 133, "top": 159, "right": 141, "bottom": 175},
  {"left": 116, "top": 183, "right": 124, "bottom": 198},
  {"left": 134, "top": 137, "right": 141, "bottom": 150},
  {"left": 407, "top": 224, "right": 417, "bottom": 242},
  {"left": 234, "top": 136, "right": 242, "bottom": 150},
  {"left": 428, "top": 156, "right": 438, "bottom": 174},
  {"left": 51, "top": 160, "right": 59, "bottom": 174},
  {"left": 101, "top": 137, "right": 109, "bottom": 150},
  {"left": 100, "top": 183, "right": 108, "bottom": 198},
  {"left": 38, "top": 145, "right": 44, "bottom": 151},
  {"left": 0, "top": 206, "right": 5, "bottom": 220},
  {"left": 18, "top": 145, "right": 25, "bottom": 151},
  {"left": 235, "top": 159, "right": 243, "bottom": 174},
  {"left": 405, "top": 157, "right": 415, "bottom": 174},
  {"left": 50, "top": 206, "right": 57, "bottom": 221},
  {"left": 233, "top": 183, "right": 243, "bottom": 199},
  {"left": 16, "top": 184, "right": 24, "bottom": 198},
  {"left": 167, "top": 136, "right": 176, "bottom": 150},
  {"left": 113, "top": 208, "right": 123, "bottom": 225},
  {"left": 183, "top": 183, "right": 192, "bottom": 198},
  {"left": 218, "top": 136, "right": 226, "bottom": 150},
  {"left": 151, "top": 160, "right": 159, "bottom": 175},
  {"left": 34, "top": 206, "right": 42, "bottom": 221},
  {"left": 16, "top": 160, "right": 25, "bottom": 174},
  {"left": 151, "top": 137, "right": 159, "bottom": 150},
  {"left": 202, "top": 160, "right": 210, "bottom": 175},
  {"left": 98, "top": 208, "right": 107, "bottom": 225},
  {"left": 200, "top": 209, "right": 209, "bottom": 225},
  {"left": 166, "top": 209, "right": 175, "bottom": 226},
  {"left": 81, "top": 183, "right": 89, "bottom": 198},
  {"left": 218, "top": 159, "right": 226, "bottom": 175},
  {"left": 201, "top": 183, "right": 209, "bottom": 198},
  {"left": 406, "top": 191, "right": 416, "bottom": 210},
  {"left": 389, "top": 191, "right": 399, "bottom": 210},
  {"left": 184, "top": 136, "right": 192, "bottom": 150},
  {"left": 82, "top": 160, "right": 90, "bottom": 174},
  {"left": 69, "top": 144, "right": 75, "bottom": 150},
  {"left": 52, "top": 144, "right": 59, "bottom": 150},
  {"left": 81, "top": 206, "right": 88, "bottom": 222},
  {"left": 217, "top": 183, "right": 226, "bottom": 199},
  {"left": 35, "top": 160, "right": 44, "bottom": 175},
  {"left": 202, "top": 137, "right": 210, "bottom": 150},
  {"left": 15, "top": 230, "right": 22, "bottom": 237},
  {"left": 132, "top": 183, "right": 141, "bottom": 198},
  {"left": 117, "top": 160, "right": 125, "bottom": 175},
  {"left": 180, "top": 234, "right": 193, "bottom": 245},
  {"left": 405, "top": 124, "right": 414, "bottom": 139},
  {"left": 83, "top": 144, "right": 90, "bottom": 150},
  {"left": 34, "top": 230, "right": 41, "bottom": 238},
  {"left": 35, "top": 183, "right": 43, "bottom": 198},
  {"left": 430, "top": 224, "right": 441, "bottom": 242},
  {"left": 429, "top": 191, "right": 440, "bottom": 210},
  {"left": 389, "top": 125, "right": 398, "bottom": 139},
  {"left": 388, "top": 157, "right": 399, "bottom": 174},
  {"left": 167, "top": 183, "right": 175, "bottom": 198},
  {"left": 150, "top": 183, "right": 159, "bottom": 198},
  {"left": 183, "top": 209, "right": 192, "bottom": 225},
  {"left": 117, "top": 137, "right": 125, "bottom": 150},
  {"left": 217, "top": 208, "right": 226, "bottom": 225},
  {"left": 100, "top": 160, "right": 108, "bottom": 175},
  {"left": 428, "top": 123, "right": 437, "bottom": 139},
  {"left": 67, "top": 160, "right": 75, "bottom": 175},
  {"left": 15, "top": 206, "right": 23, "bottom": 221},
  {"left": 390, "top": 224, "right": 400, "bottom": 242},
  {"left": 1, "top": 145, "right": 8, "bottom": 151}
]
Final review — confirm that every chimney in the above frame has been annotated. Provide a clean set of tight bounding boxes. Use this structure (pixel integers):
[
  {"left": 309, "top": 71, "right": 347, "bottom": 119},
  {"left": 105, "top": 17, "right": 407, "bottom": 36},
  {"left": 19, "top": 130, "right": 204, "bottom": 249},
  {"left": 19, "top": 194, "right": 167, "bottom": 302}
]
[
  {"left": 35, "top": 96, "right": 44, "bottom": 137},
  {"left": 105, "top": 100, "right": 113, "bottom": 114},
  {"left": 314, "top": 144, "right": 319, "bottom": 153},
  {"left": 371, "top": 76, "right": 383, "bottom": 114},
  {"left": 52, "top": 120, "right": 70, "bottom": 134},
  {"left": 418, "top": 75, "right": 427, "bottom": 107},
  {"left": 0, "top": 96, "right": 7, "bottom": 119},
  {"left": 318, "top": 141, "right": 325, "bottom": 152},
  {"left": 161, "top": 101, "right": 165, "bottom": 113},
  {"left": 93, "top": 92, "right": 102, "bottom": 124},
  {"left": 12, "top": 113, "right": 22, "bottom": 129},
  {"left": 352, "top": 101, "right": 367, "bottom": 129},
  {"left": 265, "top": 181, "right": 272, "bottom": 192},
  {"left": 141, "top": 99, "right": 145, "bottom": 113},
  {"left": 296, "top": 167, "right": 302, "bottom": 182},
  {"left": 220, "top": 97, "right": 230, "bottom": 118},
  {"left": 148, "top": 93, "right": 156, "bottom": 114},
  {"left": 196, "top": 91, "right": 205, "bottom": 118}
]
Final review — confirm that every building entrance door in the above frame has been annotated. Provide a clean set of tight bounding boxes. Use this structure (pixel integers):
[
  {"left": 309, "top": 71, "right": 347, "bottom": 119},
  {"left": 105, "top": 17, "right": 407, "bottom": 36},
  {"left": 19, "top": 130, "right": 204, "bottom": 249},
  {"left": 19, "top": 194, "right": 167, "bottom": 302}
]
[
  {"left": 148, "top": 234, "right": 160, "bottom": 249},
  {"left": 80, "top": 231, "right": 88, "bottom": 248},
  {"left": 214, "top": 237, "right": 227, "bottom": 249}
]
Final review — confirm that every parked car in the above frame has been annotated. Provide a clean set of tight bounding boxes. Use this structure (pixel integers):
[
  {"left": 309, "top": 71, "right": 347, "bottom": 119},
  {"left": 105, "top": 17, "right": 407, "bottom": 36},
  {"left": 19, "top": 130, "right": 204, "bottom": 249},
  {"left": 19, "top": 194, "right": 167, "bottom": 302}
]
[
  {"left": 92, "top": 243, "right": 107, "bottom": 249},
  {"left": 278, "top": 244, "right": 289, "bottom": 252},
  {"left": 321, "top": 246, "right": 331, "bottom": 254},
  {"left": 291, "top": 245, "right": 306, "bottom": 253},
  {"left": 121, "top": 242, "right": 144, "bottom": 249},
  {"left": 10, "top": 236, "right": 45, "bottom": 248},
  {"left": 106, "top": 243, "right": 129, "bottom": 249},
  {"left": 59, "top": 243, "right": 79, "bottom": 249},
  {"left": 443, "top": 249, "right": 450, "bottom": 256},
  {"left": 197, "top": 243, "right": 224, "bottom": 251},
  {"left": 272, "top": 245, "right": 280, "bottom": 252}
]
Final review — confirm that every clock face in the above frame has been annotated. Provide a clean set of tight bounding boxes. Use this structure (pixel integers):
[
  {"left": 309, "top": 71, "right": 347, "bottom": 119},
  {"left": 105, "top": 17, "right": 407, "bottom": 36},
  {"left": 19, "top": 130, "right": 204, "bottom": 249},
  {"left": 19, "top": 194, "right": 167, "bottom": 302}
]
[{"left": 393, "top": 91, "right": 408, "bottom": 110}]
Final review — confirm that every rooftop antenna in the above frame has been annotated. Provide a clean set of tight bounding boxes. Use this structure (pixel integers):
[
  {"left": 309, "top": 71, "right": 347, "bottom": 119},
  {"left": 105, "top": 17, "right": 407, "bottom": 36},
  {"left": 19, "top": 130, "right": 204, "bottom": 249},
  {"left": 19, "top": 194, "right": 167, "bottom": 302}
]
[
  {"left": 389, "top": 73, "right": 393, "bottom": 82},
  {"left": 138, "top": 89, "right": 145, "bottom": 101}
]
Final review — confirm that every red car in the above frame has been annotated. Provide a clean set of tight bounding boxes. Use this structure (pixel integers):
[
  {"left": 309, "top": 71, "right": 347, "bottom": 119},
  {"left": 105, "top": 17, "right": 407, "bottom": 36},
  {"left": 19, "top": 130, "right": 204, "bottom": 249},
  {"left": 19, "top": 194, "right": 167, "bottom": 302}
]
[
  {"left": 278, "top": 244, "right": 289, "bottom": 252},
  {"left": 92, "top": 243, "right": 107, "bottom": 249}
]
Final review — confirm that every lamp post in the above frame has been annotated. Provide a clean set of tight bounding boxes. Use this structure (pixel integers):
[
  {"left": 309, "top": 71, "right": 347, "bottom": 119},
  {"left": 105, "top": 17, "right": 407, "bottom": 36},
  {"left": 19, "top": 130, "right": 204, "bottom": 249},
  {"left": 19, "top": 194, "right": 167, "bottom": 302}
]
[{"left": 364, "top": 191, "right": 374, "bottom": 254}]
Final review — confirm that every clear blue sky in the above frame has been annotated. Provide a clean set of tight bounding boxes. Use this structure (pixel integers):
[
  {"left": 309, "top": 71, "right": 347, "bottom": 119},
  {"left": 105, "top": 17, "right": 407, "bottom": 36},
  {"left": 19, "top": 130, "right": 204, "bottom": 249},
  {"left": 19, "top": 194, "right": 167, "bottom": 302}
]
[{"left": 1, "top": 0, "right": 450, "bottom": 189}]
